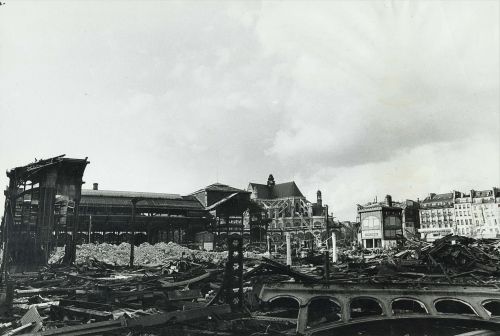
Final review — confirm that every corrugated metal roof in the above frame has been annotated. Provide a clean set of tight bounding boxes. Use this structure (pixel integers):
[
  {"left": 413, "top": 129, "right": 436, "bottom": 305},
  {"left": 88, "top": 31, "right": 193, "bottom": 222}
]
[
  {"left": 80, "top": 190, "right": 205, "bottom": 210},
  {"left": 81, "top": 189, "right": 182, "bottom": 199}
]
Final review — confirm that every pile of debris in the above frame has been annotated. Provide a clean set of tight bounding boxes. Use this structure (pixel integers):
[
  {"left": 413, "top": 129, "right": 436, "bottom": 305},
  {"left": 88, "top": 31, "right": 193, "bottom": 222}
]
[
  {"left": 1, "top": 242, "right": 306, "bottom": 336},
  {"left": 50, "top": 242, "right": 235, "bottom": 267},
  {"left": 2, "top": 260, "right": 231, "bottom": 335},
  {"left": 421, "top": 235, "right": 500, "bottom": 273},
  {"left": 323, "top": 235, "right": 500, "bottom": 286},
  {"left": 4, "top": 235, "right": 500, "bottom": 335}
]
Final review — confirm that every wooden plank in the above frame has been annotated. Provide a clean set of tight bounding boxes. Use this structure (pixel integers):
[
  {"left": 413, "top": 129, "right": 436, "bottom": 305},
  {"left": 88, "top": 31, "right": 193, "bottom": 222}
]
[{"left": 166, "top": 289, "right": 202, "bottom": 301}]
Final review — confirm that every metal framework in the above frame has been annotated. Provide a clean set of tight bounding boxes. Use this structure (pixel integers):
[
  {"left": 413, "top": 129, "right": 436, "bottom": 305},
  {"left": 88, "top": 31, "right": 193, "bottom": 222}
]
[
  {"left": 1, "top": 155, "right": 89, "bottom": 272},
  {"left": 259, "top": 282, "right": 500, "bottom": 334}
]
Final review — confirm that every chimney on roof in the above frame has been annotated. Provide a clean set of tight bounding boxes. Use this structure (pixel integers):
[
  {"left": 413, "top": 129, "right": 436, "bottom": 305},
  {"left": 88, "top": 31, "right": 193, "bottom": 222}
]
[
  {"left": 317, "top": 190, "right": 322, "bottom": 208},
  {"left": 385, "top": 195, "right": 392, "bottom": 207},
  {"left": 93, "top": 183, "right": 98, "bottom": 191},
  {"left": 267, "top": 174, "right": 275, "bottom": 187}
]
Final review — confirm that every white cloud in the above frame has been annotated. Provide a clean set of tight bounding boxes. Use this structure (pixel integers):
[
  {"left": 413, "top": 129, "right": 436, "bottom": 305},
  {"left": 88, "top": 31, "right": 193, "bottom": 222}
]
[{"left": 0, "top": 1, "right": 497, "bottom": 219}]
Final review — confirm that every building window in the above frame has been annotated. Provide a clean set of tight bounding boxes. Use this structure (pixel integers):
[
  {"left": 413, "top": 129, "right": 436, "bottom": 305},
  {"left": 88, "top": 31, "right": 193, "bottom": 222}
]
[
  {"left": 385, "top": 230, "right": 396, "bottom": 238},
  {"left": 362, "top": 216, "right": 381, "bottom": 230}
]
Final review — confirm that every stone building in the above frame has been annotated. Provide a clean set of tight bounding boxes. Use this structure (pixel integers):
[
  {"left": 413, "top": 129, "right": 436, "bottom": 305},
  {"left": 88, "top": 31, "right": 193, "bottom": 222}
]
[
  {"left": 247, "top": 174, "right": 327, "bottom": 248},
  {"left": 454, "top": 188, "right": 500, "bottom": 239},
  {"left": 418, "top": 188, "right": 500, "bottom": 241},
  {"left": 357, "top": 195, "right": 404, "bottom": 249},
  {"left": 418, "top": 192, "right": 457, "bottom": 242}
]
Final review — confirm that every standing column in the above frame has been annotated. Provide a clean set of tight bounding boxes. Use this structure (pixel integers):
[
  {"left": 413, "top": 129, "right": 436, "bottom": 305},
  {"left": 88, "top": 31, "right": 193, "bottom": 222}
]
[
  {"left": 286, "top": 232, "right": 292, "bottom": 266},
  {"left": 332, "top": 232, "right": 337, "bottom": 263},
  {"left": 217, "top": 216, "right": 221, "bottom": 247},
  {"left": 40, "top": 169, "right": 58, "bottom": 265},
  {"left": 129, "top": 199, "right": 137, "bottom": 268},
  {"left": 88, "top": 215, "right": 92, "bottom": 244},
  {"left": 68, "top": 202, "right": 80, "bottom": 264}
]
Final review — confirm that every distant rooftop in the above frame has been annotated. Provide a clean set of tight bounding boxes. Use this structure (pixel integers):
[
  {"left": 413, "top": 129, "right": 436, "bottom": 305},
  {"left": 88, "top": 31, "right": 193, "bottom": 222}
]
[
  {"left": 421, "top": 192, "right": 454, "bottom": 203},
  {"left": 191, "top": 183, "right": 249, "bottom": 195},
  {"left": 249, "top": 181, "right": 305, "bottom": 199},
  {"left": 80, "top": 189, "right": 204, "bottom": 210}
]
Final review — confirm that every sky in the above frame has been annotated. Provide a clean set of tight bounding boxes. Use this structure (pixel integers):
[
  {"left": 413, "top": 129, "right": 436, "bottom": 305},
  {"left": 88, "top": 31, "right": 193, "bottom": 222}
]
[{"left": 0, "top": 0, "right": 498, "bottom": 220}]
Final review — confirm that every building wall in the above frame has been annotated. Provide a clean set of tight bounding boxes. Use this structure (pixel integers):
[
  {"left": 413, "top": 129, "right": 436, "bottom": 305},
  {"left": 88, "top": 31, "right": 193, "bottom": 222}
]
[
  {"left": 358, "top": 206, "right": 403, "bottom": 249},
  {"left": 456, "top": 189, "right": 500, "bottom": 238},
  {"left": 359, "top": 210, "right": 383, "bottom": 249},
  {"left": 401, "top": 200, "right": 420, "bottom": 239},
  {"left": 454, "top": 195, "right": 473, "bottom": 237},
  {"left": 419, "top": 188, "right": 500, "bottom": 241},
  {"left": 419, "top": 206, "right": 455, "bottom": 241}
]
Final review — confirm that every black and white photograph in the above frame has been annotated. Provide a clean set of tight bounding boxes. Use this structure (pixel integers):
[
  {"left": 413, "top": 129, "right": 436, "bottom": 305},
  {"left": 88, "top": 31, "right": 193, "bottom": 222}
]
[{"left": 0, "top": 1, "right": 499, "bottom": 335}]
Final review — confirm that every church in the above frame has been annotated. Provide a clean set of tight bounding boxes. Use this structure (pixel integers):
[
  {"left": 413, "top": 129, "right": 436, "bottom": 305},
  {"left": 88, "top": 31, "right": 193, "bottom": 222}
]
[{"left": 247, "top": 174, "right": 329, "bottom": 249}]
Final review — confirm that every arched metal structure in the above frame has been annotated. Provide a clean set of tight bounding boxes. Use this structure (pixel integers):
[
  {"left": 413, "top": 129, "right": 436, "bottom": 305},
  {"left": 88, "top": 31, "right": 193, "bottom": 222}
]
[{"left": 258, "top": 282, "right": 500, "bottom": 334}]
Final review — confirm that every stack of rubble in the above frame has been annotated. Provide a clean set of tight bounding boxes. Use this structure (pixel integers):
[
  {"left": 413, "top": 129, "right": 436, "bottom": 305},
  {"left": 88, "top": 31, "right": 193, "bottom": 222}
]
[
  {"left": 49, "top": 242, "right": 248, "bottom": 267},
  {"left": 4, "top": 235, "right": 500, "bottom": 335},
  {"left": 1, "top": 243, "right": 299, "bottom": 336},
  {"left": 51, "top": 242, "right": 263, "bottom": 267},
  {"left": 324, "top": 235, "right": 500, "bottom": 285}
]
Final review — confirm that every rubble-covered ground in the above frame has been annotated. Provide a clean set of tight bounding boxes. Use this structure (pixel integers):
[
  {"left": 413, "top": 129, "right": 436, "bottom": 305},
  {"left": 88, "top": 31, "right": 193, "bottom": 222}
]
[
  {"left": 3, "top": 235, "right": 500, "bottom": 335},
  {"left": 327, "top": 235, "right": 500, "bottom": 285},
  {"left": 49, "top": 242, "right": 234, "bottom": 266}
]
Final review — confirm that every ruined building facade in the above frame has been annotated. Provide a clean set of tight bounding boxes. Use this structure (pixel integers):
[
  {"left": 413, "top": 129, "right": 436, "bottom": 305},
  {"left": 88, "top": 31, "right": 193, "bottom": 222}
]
[
  {"left": 357, "top": 195, "right": 404, "bottom": 249},
  {"left": 1, "top": 155, "right": 89, "bottom": 269}
]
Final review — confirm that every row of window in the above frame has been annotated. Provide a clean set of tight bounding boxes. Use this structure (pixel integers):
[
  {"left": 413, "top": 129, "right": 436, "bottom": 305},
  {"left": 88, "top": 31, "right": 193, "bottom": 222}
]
[
  {"left": 456, "top": 203, "right": 471, "bottom": 209},
  {"left": 457, "top": 227, "right": 500, "bottom": 235},
  {"left": 422, "top": 219, "right": 499, "bottom": 229},
  {"left": 269, "top": 221, "right": 324, "bottom": 229}
]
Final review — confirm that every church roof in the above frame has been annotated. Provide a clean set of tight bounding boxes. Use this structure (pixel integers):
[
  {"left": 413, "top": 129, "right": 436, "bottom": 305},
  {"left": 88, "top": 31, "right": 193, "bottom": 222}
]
[
  {"left": 248, "top": 183, "right": 271, "bottom": 199},
  {"left": 249, "top": 181, "right": 304, "bottom": 199}
]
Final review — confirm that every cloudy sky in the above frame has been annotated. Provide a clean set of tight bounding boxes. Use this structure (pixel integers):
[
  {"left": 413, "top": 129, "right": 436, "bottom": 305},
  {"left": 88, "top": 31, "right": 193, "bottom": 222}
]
[{"left": 0, "top": 1, "right": 498, "bottom": 220}]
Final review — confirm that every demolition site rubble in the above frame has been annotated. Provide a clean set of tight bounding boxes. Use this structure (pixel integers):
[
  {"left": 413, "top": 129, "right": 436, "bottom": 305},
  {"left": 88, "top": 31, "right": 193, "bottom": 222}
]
[
  {"left": 1, "top": 236, "right": 500, "bottom": 335},
  {"left": 48, "top": 242, "right": 236, "bottom": 267}
]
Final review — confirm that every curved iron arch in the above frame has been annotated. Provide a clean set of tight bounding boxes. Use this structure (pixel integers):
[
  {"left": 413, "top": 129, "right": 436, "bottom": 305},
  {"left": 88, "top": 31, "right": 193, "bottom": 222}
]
[
  {"left": 391, "top": 297, "right": 429, "bottom": 314},
  {"left": 434, "top": 297, "right": 479, "bottom": 316}
]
